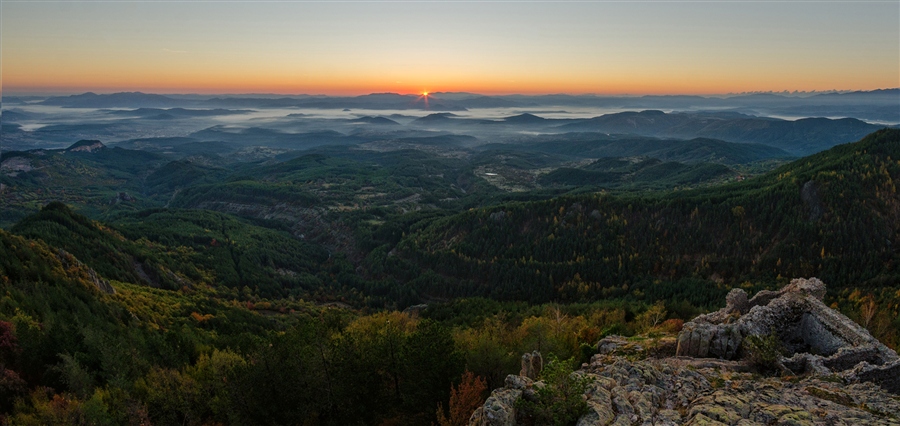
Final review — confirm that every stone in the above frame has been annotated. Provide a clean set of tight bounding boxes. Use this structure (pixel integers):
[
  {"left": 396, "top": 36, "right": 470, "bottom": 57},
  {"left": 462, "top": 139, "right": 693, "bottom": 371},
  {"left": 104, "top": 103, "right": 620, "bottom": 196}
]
[
  {"left": 725, "top": 288, "right": 750, "bottom": 315},
  {"left": 470, "top": 388, "right": 522, "bottom": 426},
  {"left": 781, "top": 277, "right": 826, "bottom": 301},
  {"left": 597, "top": 335, "right": 628, "bottom": 355},
  {"left": 800, "top": 180, "right": 825, "bottom": 222},
  {"left": 520, "top": 350, "right": 543, "bottom": 379},
  {"left": 402, "top": 304, "right": 428, "bottom": 317},
  {"left": 675, "top": 278, "right": 900, "bottom": 393},
  {"left": 504, "top": 374, "right": 532, "bottom": 391},
  {"left": 578, "top": 400, "right": 616, "bottom": 426},
  {"left": 56, "top": 249, "right": 115, "bottom": 295},
  {"left": 470, "top": 350, "right": 900, "bottom": 426},
  {"left": 470, "top": 278, "right": 900, "bottom": 426}
]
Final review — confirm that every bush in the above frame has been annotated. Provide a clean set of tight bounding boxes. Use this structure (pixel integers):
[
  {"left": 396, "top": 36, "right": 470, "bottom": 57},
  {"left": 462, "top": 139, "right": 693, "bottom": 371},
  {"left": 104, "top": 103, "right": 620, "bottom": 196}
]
[
  {"left": 515, "top": 355, "right": 591, "bottom": 426},
  {"left": 743, "top": 332, "right": 785, "bottom": 375}
]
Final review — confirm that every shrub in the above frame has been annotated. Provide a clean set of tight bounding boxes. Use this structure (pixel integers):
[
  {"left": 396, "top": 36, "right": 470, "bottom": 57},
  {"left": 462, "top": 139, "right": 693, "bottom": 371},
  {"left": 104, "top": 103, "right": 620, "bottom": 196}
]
[
  {"left": 515, "top": 355, "right": 591, "bottom": 426},
  {"left": 743, "top": 332, "right": 785, "bottom": 375}
]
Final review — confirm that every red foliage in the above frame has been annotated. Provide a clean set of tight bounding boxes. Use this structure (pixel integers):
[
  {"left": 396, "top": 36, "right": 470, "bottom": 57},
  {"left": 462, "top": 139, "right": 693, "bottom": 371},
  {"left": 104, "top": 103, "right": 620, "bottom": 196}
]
[
  {"left": 659, "top": 318, "right": 685, "bottom": 333},
  {"left": 436, "top": 371, "right": 488, "bottom": 426},
  {"left": 0, "top": 321, "right": 19, "bottom": 361}
]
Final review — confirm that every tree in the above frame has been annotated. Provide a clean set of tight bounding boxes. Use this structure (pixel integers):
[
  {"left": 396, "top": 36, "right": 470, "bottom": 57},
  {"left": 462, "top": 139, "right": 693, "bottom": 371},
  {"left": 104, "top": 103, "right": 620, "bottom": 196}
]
[
  {"left": 636, "top": 302, "right": 667, "bottom": 333},
  {"left": 860, "top": 294, "right": 877, "bottom": 329},
  {"left": 436, "top": 371, "right": 487, "bottom": 426},
  {"left": 515, "top": 355, "right": 591, "bottom": 426}
]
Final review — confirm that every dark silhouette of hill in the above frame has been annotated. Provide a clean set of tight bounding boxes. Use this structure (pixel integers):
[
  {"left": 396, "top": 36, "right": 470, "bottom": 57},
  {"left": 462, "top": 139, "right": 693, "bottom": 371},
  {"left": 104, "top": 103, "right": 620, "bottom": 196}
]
[
  {"left": 557, "top": 110, "right": 883, "bottom": 155},
  {"left": 448, "top": 95, "right": 522, "bottom": 108},
  {"left": 105, "top": 108, "right": 253, "bottom": 118},
  {"left": 41, "top": 92, "right": 186, "bottom": 108},
  {"left": 539, "top": 158, "right": 734, "bottom": 188},
  {"left": 65, "top": 139, "right": 106, "bottom": 152},
  {"left": 0, "top": 109, "right": 31, "bottom": 122},
  {"left": 503, "top": 113, "right": 547, "bottom": 124},
  {"left": 350, "top": 116, "right": 400, "bottom": 125},
  {"left": 205, "top": 93, "right": 466, "bottom": 111},
  {"left": 188, "top": 126, "right": 361, "bottom": 149},
  {"left": 808, "top": 88, "right": 899, "bottom": 103},
  {"left": 479, "top": 134, "right": 791, "bottom": 164},
  {"left": 412, "top": 113, "right": 461, "bottom": 123}
]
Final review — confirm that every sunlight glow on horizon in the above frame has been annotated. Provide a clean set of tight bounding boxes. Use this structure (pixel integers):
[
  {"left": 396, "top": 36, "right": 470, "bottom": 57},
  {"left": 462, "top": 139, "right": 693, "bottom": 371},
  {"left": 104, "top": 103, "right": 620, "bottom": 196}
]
[{"left": 2, "top": 2, "right": 898, "bottom": 97}]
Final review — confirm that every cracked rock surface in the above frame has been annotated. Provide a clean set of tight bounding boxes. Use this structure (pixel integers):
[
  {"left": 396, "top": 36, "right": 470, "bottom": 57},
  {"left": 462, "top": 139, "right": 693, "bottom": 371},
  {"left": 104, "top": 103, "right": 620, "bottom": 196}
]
[
  {"left": 470, "top": 278, "right": 900, "bottom": 426},
  {"left": 676, "top": 278, "right": 900, "bottom": 390},
  {"left": 471, "top": 354, "right": 900, "bottom": 426}
]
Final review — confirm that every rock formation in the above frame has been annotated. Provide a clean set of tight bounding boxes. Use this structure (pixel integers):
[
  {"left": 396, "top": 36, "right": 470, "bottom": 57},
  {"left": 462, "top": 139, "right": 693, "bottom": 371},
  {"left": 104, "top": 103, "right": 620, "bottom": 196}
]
[
  {"left": 402, "top": 304, "right": 428, "bottom": 317},
  {"left": 65, "top": 140, "right": 106, "bottom": 153},
  {"left": 469, "top": 351, "right": 900, "bottom": 425},
  {"left": 676, "top": 278, "right": 900, "bottom": 391},
  {"left": 56, "top": 249, "right": 116, "bottom": 295},
  {"left": 468, "top": 278, "right": 900, "bottom": 425},
  {"left": 519, "top": 351, "right": 543, "bottom": 380}
]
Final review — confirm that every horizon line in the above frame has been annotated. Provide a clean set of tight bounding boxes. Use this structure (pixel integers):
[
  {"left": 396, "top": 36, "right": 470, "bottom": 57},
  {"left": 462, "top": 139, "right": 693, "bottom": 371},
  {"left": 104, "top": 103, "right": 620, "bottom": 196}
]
[{"left": 4, "top": 87, "right": 899, "bottom": 99}]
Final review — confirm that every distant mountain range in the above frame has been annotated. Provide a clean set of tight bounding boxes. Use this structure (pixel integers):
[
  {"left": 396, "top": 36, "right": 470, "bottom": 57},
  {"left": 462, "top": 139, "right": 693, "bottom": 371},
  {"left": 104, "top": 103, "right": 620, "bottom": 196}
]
[
  {"left": 33, "top": 89, "right": 899, "bottom": 122},
  {"left": 554, "top": 110, "right": 885, "bottom": 155},
  {"left": 104, "top": 108, "right": 253, "bottom": 119},
  {"left": 40, "top": 91, "right": 184, "bottom": 108},
  {"left": 409, "top": 110, "right": 886, "bottom": 155}
]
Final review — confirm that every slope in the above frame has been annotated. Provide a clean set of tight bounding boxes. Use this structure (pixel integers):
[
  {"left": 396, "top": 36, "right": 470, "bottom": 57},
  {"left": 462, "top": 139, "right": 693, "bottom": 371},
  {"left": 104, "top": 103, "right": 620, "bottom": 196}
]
[
  {"left": 0, "top": 141, "right": 168, "bottom": 226},
  {"left": 397, "top": 129, "right": 900, "bottom": 304},
  {"left": 9, "top": 203, "right": 332, "bottom": 298}
]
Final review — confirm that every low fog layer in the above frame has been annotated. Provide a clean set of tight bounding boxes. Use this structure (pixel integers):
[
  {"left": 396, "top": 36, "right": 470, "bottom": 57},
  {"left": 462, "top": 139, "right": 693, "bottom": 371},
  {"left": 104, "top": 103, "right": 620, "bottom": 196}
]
[{"left": 1, "top": 90, "right": 897, "bottom": 155}]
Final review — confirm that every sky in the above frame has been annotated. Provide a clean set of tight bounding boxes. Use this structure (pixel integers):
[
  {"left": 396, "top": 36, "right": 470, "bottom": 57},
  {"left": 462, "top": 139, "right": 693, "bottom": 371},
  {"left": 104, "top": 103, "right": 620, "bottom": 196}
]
[{"left": 2, "top": 1, "right": 899, "bottom": 96}]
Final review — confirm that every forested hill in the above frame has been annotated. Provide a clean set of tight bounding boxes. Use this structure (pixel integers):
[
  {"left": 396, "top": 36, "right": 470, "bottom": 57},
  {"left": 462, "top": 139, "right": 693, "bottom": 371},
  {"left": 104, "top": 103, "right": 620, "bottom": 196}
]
[
  {"left": 396, "top": 129, "right": 900, "bottom": 305},
  {"left": 9, "top": 203, "right": 337, "bottom": 298}
]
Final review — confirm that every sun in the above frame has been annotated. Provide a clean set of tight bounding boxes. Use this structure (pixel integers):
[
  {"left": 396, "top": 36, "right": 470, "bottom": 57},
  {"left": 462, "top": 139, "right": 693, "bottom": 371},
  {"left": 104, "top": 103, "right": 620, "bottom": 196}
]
[{"left": 417, "top": 91, "right": 431, "bottom": 109}]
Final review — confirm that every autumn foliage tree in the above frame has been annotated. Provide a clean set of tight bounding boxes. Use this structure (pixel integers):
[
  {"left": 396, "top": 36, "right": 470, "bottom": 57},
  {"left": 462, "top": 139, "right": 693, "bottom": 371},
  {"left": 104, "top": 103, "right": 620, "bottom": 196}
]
[
  {"left": 436, "top": 371, "right": 487, "bottom": 426},
  {"left": 0, "top": 321, "right": 25, "bottom": 415}
]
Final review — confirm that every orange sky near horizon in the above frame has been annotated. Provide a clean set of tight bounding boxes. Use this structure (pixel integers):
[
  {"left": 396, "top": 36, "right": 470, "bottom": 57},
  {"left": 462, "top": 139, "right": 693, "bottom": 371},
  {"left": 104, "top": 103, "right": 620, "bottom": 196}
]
[{"left": 2, "top": 1, "right": 898, "bottom": 97}]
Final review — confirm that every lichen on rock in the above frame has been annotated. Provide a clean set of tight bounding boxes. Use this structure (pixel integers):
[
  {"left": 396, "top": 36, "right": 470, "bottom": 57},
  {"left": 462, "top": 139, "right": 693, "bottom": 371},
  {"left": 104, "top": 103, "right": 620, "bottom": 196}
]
[
  {"left": 469, "top": 277, "right": 900, "bottom": 426},
  {"left": 675, "top": 277, "right": 900, "bottom": 390}
]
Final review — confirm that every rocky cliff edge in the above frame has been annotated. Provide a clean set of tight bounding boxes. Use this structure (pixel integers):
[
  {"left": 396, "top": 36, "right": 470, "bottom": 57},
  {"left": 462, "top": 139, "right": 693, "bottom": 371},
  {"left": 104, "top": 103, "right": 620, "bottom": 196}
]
[{"left": 469, "top": 278, "right": 900, "bottom": 426}]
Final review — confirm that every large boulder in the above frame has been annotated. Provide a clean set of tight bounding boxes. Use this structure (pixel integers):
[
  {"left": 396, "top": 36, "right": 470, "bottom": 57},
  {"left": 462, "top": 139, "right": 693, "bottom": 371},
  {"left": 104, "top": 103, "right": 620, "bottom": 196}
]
[
  {"left": 675, "top": 278, "right": 900, "bottom": 391},
  {"left": 469, "top": 388, "right": 522, "bottom": 426},
  {"left": 519, "top": 350, "right": 543, "bottom": 379}
]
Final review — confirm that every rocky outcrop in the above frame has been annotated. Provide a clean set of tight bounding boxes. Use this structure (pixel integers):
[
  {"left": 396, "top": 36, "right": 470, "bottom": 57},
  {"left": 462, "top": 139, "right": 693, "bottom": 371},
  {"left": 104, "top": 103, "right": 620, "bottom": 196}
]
[
  {"left": 468, "top": 385, "right": 522, "bottom": 426},
  {"left": 801, "top": 180, "right": 825, "bottom": 221},
  {"left": 402, "top": 304, "right": 428, "bottom": 317},
  {"left": 470, "top": 352, "right": 900, "bottom": 426},
  {"left": 676, "top": 278, "right": 900, "bottom": 391},
  {"left": 112, "top": 192, "right": 136, "bottom": 204},
  {"left": 1, "top": 156, "right": 34, "bottom": 176},
  {"left": 469, "top": 278, "right": 900, "bottom": 426},
  {"left": 519, "top": 351, "right": 543, "bottom": 380},
  {"left": 56, "top": 249, "right": 116, "bottom": 295},
  {"left": 65, "top": 140, "right": 106, "bottom": 153}
]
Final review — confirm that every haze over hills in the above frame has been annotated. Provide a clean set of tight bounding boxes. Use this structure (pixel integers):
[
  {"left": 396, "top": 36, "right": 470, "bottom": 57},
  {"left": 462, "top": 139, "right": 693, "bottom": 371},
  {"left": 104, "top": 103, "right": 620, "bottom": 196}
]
[
  {"left": 554, "top": 110, "right": 883, "bottom": 155},
  {"left": 4, "top": 90, "right": 896, "bottom": 157},
  {"left": 12, "top": 89, "right": 897, "bottom": 124}
]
